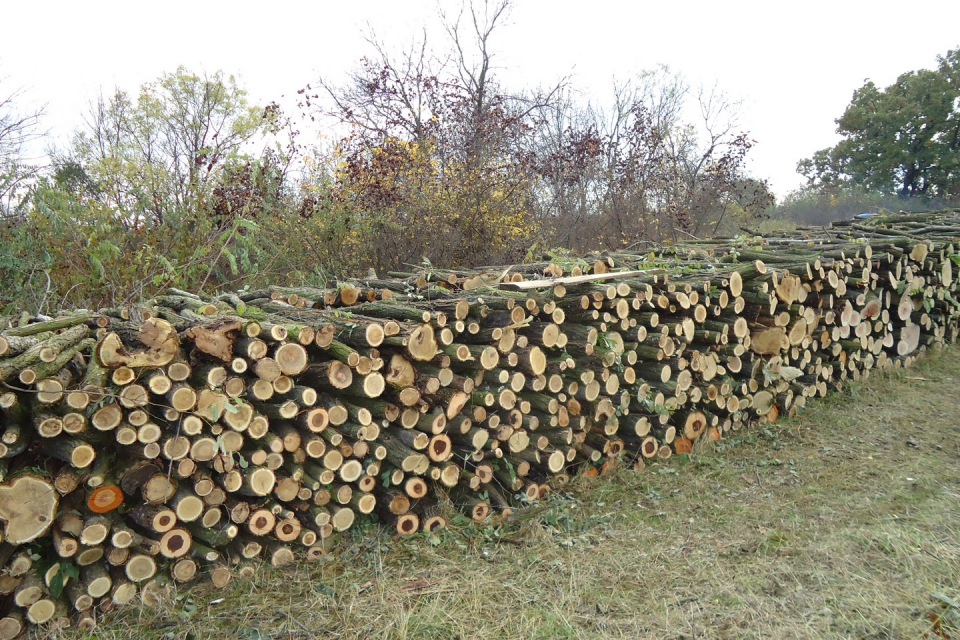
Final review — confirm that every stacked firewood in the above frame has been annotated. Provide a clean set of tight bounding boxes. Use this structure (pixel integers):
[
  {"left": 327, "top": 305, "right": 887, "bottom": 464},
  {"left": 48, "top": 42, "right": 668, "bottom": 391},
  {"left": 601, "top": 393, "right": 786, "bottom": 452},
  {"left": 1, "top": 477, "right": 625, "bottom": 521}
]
[{"left": 0, "top": 209, "right": 958, "bottom": 636}]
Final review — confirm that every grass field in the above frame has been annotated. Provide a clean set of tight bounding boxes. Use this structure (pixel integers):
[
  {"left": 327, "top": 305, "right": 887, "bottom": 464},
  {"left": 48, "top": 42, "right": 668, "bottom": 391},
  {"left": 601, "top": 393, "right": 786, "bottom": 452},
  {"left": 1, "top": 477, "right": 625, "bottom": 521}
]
[{"left": 57, "top": 347, "right": 960, "bottom": 640}]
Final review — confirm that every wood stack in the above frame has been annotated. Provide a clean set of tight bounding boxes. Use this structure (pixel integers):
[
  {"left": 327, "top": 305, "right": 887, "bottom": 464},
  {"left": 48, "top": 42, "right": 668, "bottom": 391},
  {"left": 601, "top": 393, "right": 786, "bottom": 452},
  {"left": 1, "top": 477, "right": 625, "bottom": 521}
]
[{"left": 0, "top": 208, "right": 958, "bottom": 636}]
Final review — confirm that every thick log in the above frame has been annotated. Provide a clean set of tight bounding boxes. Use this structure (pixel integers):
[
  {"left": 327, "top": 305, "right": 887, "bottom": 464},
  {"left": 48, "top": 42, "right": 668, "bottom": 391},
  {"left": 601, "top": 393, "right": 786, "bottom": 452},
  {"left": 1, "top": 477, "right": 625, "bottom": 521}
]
[
  {"left": 0, "top": 476, "right": 58, "bottom": 544},
  {"left": 96, "top": 318, "right": 179, "bottom": 368}
]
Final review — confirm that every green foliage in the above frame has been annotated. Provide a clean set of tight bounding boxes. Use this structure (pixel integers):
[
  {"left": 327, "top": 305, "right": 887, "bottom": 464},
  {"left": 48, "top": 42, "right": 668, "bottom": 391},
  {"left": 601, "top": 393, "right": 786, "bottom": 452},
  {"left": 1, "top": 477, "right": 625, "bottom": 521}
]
[
  {"left": 799, "top": 47, "right": 960, "bottom": 199},
  {"left": 0, "top": 68, "right": 306, "bottom": 312},
  {"left": 0, "top": 172, "right": 280, "bottom": 312},
  {"left": 62, "top": 66, "right": 267, "bottom": 225},
  {"left": 47, "top": 562, "right": 79, "bottom": 599},
  {"left": 303, "top": 136, "right": 534, "bottom": 274}
]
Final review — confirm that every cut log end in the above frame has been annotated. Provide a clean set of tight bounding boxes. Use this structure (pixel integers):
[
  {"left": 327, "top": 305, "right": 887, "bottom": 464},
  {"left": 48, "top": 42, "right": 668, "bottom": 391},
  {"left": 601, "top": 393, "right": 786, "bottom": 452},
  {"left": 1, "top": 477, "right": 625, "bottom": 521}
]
[
  {"left": 682, "top": 411, "right": 707, "bottom": 441},
  {"left": 159, "top": 528, "right": 192, "bottom": 558},
  {"left": 396, "top": 513, "right": 420, "bottom": 536},
  {"left": 275, "top": 343, "right": 309, "bottom": 376},
  {"left": 327, "top": 361, "right": 354, "bottom": 389},
  {"left": 0, "top": 476, "right": 59, "bottom": 544},
  {"left": 407, "top": 324, "right": 438, "bottom": 361},
  {"left": 98, "top": 319, "right": 180, "bottom": 368},
  {"left": 87, "top": 485, "right": 124, "bottom": 514},
  {"left": 184, "top": 318, "right": 242, "bottom": 362}
]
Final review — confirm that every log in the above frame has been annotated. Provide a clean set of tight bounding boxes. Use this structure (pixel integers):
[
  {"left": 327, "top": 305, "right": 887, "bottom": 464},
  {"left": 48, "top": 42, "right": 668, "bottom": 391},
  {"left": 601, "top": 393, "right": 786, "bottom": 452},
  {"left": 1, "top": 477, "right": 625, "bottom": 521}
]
[
  {"left": 0, "top": 475, "right": 58, "bottom": 543},
  {"left": 96, "top": 318, "right": 179, "bottom": 368},
  {"left": 87, "top": 485, "right": 124, "bottom": 514}
]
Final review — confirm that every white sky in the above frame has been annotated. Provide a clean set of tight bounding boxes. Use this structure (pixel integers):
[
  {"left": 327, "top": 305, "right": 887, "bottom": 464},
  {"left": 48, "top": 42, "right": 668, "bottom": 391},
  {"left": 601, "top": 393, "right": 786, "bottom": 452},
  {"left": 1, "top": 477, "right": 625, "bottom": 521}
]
[{"left": 2, "top": 0, "right": 959, "bottom": 199}]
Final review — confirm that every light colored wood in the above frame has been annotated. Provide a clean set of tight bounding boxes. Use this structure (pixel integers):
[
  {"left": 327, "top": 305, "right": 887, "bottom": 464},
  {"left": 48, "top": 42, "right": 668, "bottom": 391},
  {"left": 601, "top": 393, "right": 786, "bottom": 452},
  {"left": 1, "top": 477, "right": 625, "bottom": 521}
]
[
  {"left": 499, "top": 269, "right": 662, "bottom": 291},
  {"left": 0, "top": 475, "right": 58, "bottom": 544}
]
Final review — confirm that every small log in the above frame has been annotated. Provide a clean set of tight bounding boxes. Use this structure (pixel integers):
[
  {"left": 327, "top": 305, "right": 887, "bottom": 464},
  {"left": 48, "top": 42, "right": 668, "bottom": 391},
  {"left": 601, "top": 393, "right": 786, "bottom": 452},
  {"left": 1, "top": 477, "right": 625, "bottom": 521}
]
[
  {"left": 159, "top": 528, "right": 193, "bottom": 558},
  {"left": 87, "top": 484, "right": 124, "bottom": 514},
  {"left": 125, "top": 554, "right": 158, "bottom": 582}
]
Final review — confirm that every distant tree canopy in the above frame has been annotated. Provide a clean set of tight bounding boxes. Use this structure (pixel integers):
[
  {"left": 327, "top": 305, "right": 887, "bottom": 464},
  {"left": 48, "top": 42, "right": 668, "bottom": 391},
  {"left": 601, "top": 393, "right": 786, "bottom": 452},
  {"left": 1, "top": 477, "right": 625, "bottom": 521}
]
[{"left": 799, "top": 47, "right": 960, "bottom": 199}]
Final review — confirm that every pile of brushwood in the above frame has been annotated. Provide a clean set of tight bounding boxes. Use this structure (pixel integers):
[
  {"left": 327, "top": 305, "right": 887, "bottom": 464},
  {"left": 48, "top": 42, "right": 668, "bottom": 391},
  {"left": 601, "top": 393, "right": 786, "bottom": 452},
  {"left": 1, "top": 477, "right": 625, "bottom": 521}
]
[{"left": 0, "top": 209, "right": 958, "bottom": 636}]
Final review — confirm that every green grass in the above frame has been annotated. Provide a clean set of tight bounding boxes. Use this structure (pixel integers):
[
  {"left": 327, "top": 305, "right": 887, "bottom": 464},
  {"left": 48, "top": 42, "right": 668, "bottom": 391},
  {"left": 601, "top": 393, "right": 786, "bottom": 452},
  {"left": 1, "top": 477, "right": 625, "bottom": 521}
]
[{"left": 53, "top": 347, "right": 960, "bottom": 640}]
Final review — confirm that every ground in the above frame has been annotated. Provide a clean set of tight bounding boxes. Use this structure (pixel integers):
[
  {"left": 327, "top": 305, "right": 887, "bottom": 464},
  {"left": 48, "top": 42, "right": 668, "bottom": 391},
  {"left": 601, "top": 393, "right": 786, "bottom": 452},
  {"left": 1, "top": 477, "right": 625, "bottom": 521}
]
[{"left": 57, "top": 347, "right": 960, "bottom": 640}]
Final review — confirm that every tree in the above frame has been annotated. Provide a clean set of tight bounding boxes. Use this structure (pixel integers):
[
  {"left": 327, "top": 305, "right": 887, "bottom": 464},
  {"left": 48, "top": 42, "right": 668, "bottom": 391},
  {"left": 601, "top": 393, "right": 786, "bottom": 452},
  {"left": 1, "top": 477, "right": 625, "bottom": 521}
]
[
  {"left": 299, "top": 1, "right": 766, "bottom": 272},
  {"left": 59, "top": 67, "right": 270, "bottom": 228},
  {"left": 303, "top": 0, "right": 558, "bottom": 272},
  {"left": 4, "top": 68, "right": 298, "bottom": 309},
  {"left": 531, "top": 69, "right": 771, "bottom": 249},
  {"left": 0, "top": 78, "right": 44, "bottom": 217},
  {"left": 799, "top": 47, "right": 960, "bottom": 199}
]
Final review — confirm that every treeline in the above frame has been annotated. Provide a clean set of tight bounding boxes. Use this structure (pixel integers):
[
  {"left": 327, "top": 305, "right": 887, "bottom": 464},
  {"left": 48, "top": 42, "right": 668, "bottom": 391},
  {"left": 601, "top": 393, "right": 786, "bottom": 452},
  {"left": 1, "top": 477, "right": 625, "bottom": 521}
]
[
  {"left": 0, "top": 2, "right": 772, "bottom": 312},
  {"left": 5, "top": 6, "right": 953, "bottom": 313},
  {"left": 780, "top": 46, "right": 960, "bottom": 226},
  {"left": 769, "top": 187, "right": 955, "bottom": 228}
]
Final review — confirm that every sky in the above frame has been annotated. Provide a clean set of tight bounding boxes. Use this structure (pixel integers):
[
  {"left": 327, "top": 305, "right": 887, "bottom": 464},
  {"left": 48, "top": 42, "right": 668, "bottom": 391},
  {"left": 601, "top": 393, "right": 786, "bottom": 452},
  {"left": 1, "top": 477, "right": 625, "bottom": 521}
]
[{"left": 2, "top": 0, "right": 959, "bottom": 199}]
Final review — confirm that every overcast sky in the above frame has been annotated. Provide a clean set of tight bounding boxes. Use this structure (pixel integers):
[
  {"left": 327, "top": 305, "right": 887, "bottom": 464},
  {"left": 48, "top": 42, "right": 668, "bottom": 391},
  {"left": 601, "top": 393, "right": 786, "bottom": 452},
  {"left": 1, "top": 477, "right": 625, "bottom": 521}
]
[{"left": 2, "top": 0, "right": 959, "bottom": 198}]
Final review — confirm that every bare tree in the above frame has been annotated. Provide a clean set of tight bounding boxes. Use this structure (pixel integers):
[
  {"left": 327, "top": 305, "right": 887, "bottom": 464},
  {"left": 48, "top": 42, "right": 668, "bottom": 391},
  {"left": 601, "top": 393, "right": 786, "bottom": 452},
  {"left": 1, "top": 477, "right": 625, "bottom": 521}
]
[
  {"left": 308, "top": 29, "right": 447, "bottom": 146},
  {"left": 301, "top": 0, "right": 766, "bottom": 269},
  {"left": 0, "top": 78, "right": 44, "bottom": 217},
  {"left": 302, "top": 0, "right": 567, "bottom": 271},
  {"left": 531, "top": 67, "right": 770, "bottom": 248},
  {"left": 439, "top": 0, "right": 567, "bottom": 164}
]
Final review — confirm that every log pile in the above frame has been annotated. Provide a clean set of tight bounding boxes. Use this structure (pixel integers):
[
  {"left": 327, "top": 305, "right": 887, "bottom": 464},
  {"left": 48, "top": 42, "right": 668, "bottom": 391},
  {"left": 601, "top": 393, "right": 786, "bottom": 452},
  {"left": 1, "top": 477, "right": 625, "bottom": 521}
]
[{"left": 0, "top": 209, "right": 958, "bottom": 635}]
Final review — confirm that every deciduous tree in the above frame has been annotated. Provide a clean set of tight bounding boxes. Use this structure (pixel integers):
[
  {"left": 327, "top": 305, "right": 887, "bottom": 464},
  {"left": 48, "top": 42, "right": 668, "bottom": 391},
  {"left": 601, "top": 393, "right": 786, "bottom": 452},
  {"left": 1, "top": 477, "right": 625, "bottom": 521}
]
[
  {"left": 303, "top": 0, "right": 555, "bottom": 272},
  {"left": 799, "top": 47, "right": 960, "bottom": 199},
  {"left": 532, "top": 69, "right": 771, "bottom": 250},
  {"left": 60, "top": 67, "right": 270, "bottom": 228}
]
